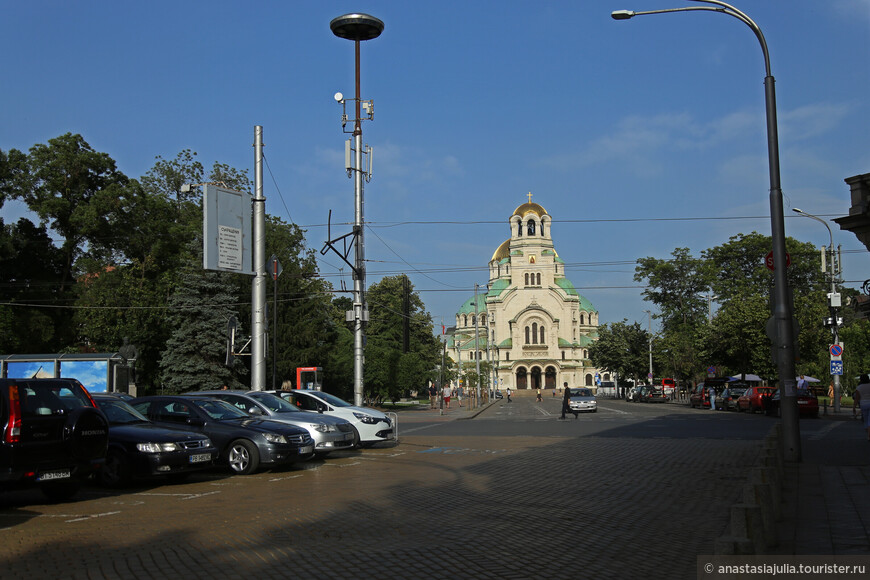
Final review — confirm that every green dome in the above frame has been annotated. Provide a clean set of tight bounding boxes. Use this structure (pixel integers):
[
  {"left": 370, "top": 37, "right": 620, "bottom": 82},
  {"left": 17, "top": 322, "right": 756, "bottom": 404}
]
[{"left": 457, "top": 293, "right": 488, "bottom": 315}]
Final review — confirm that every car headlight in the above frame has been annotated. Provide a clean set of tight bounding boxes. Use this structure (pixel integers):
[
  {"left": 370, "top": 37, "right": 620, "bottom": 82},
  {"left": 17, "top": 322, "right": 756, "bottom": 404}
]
[
  {"left": 136, "top": 442, "right": 179, "bottom": 453},
  {"left": 263, "top": 433, "right": 287, "bottom": 444},
  {"left": 311, "top": 423, "right": 329, "bottom": 433},
  {"left": 353, "top": 412, "right": 379, "bottom": 424}
]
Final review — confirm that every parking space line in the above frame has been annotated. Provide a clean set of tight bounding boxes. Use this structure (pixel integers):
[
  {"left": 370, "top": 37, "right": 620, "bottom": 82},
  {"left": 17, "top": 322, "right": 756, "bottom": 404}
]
[{"left": 808, "top": 421, "right": 845, "bottom": 440}]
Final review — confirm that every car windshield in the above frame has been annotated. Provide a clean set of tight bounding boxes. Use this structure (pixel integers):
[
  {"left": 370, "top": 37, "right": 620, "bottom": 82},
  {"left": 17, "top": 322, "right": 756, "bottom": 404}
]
[
  {"left": 95, "top": 398, "right": 149, "bottom": 425},
  {"left": 193, "top": 398, "right": 250, "bottom": 420},
  {"left": 308, "top": 391, "right": 352, "bottom": 408},
  {"left": 249, "top": 392, "right": 303, "bottom": 413},
  {"left": 19, "top": 383, "right": 93, "bottom": 416},
  {"left": 571, "top": 389, "right": 593, "bottom": 397}
]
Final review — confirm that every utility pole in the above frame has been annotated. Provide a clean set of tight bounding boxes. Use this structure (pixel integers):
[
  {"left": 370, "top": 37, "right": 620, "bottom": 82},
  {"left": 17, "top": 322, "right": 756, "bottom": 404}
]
[
  {"left": 329, "top": 13, "right": 383, "bottom": 406},
  {"left": 251, "top": 126, "right": 266, "bottom": 390},
  {"left": 646, "top": 310, "right": 653, "bottom": 385},
  {"left": 474, "top": 284, "right": 481, "bottom": 404}
]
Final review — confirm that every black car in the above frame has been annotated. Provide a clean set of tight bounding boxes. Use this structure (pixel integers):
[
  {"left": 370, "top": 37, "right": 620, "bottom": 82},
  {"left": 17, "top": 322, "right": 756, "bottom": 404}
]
[
  {"left": 131, "top": 396, "right": 314, "bottom": 475},
  {"left": 92, "top": 394, "right": 217, "bottom": 487},
  {"left": 0, "top": 378, "right": 108, "bottom": 501},
  {"left": 639, "top": 386, "right": 668, "bottom": 403}
]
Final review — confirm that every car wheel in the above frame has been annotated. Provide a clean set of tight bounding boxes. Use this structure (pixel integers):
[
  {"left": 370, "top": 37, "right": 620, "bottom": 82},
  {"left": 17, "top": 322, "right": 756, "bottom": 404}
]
[
  {"left": 350, "top": 426, "right": 361, "bottom": 449},
  {"left": 41, "top": 481, "right": 80, "bottom": 502},
  {"left": 227, "top": 439, "right": 260, "bottom": 475},
  {"left": 65, "top": 407, "right": 109, "bottom": 461},
  {"left": 100, "top": 449, "right": 131, "bottom": 487}
]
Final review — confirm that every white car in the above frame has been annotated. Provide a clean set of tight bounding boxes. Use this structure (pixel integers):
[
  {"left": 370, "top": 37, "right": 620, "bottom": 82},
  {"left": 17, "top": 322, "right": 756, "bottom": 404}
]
[
  {"left": 270, "top": 390, "right": 394, "bottom": 448},
  {"left": 568, "top": 388, "right": 597, "bottom": 413}
]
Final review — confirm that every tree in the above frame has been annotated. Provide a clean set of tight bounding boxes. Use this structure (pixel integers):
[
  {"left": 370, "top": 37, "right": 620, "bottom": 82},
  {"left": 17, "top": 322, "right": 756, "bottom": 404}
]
[
  {"left": 363, "top": 275, "right": 441, "bottom": 402},
  {"left": 21, "top": 134, "right": 129, "bottom": 292},
  {"left": 158, "top": 240, "right": 247, "bottom": 392},
  {"left": 589, "top": 320, "right": 651, "bottom": 384}
]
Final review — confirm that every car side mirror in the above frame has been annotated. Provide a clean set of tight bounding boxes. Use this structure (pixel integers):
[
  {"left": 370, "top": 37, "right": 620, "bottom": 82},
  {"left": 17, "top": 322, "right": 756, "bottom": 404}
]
[{"left": 248, "top": 406, "right": 264, "bottom": 416}]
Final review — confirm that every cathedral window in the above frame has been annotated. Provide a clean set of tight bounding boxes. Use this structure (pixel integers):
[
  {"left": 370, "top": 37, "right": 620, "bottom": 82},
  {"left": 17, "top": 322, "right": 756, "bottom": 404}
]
[
  {"left": 536, "top": 273, "right": 541, "bottom": 285},
  {"left": 525, "top": 326, "right": 530, "bottom": 344},
  {"left": 580, "top": 314, "right": 585, "bottom": 325},
  {"left": 524, "top": 273, "right": 529, "bottom": 286},
  {"left": 531, "top": 322, "right": 538, "bottom": 344},
  {"left": 539, "top": 325, "right": 545, "bottom": 344},
  {"left": 528, "top": 220, "right": 536, "bottom": 235},
  {"left": 517, "top": 219, "right": 523, "bottom": 237},
  {"left": 471, "top": 315, "right": 476, "bottom": 326}
]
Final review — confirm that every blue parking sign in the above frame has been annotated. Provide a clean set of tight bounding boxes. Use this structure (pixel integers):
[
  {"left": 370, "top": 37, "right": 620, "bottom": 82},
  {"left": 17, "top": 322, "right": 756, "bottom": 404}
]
[{"left": 830, "top": 360, "right": 843, "bottom": 375}]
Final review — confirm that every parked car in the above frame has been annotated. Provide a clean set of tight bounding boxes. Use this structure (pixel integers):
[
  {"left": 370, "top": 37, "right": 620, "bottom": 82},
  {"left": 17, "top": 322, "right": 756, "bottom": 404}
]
[
  {"left": 189, "top": 390, "right": 355, "bottom": 456},
  {"left": 626, "top": 386, "right": 643, "bottom": 402},
  {"left": 639, "top": 386, "right": 668, "bottom": 403},
  {"left": 493, "top": 390, "right": 504, "bottom": 400},
  {"left": 567, "top": 388, "right": 597, "bottom": 413},
  {"left": 736, "top": 386, "right": 776, "bottom": 413},
  {"left": 717, "top": 383, "right": 748, "bottom": 412},
  {"left": 765, "top": 389, "right": 819, "bottom": 418},
  {"left": 0, "top": 378, "right": 108, "bottom": 501},
  {"left": 271, "top": 390, "right": 394, "bottom": 448},
  {"left": 690, "top": 378, "right": 730, "bottom": 409},
  {"left": 131, "top": 396, "right": 314, "bottom": 475},
  {"left": 92, "top": 394, "right": 216, "bottom": 487}
]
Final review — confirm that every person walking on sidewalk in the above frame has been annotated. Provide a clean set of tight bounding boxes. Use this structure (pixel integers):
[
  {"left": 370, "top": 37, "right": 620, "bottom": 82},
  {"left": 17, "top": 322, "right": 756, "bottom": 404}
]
[
  {"left": 457, "top": 385, "right": 463, "bottom": 407},
  {"left": 560, "top": 382, "right": 570, "bottom": 420},
  {"left": 428, "top": 383, "right": 438, "bottom": 409},
  {"left": 853, "top": 374, "right": 870, "bottom": 441},
  {"left": 442, "top": 384, "right": 452, "bottom": 409},
  {"left": 506, "top": 387, "right": 512, "bottom": 403}
]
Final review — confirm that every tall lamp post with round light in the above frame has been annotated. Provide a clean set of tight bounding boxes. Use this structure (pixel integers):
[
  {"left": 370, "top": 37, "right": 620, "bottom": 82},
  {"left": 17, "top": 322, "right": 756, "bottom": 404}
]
[
  {"left": 612, "top": 0, "right": 801, "bottom": 460},
  {"left": 330, "top": 13, "right": 384, "bottom": 407},
  {"left": 793, "top": 208, "right": 842, "bottom": 412}
]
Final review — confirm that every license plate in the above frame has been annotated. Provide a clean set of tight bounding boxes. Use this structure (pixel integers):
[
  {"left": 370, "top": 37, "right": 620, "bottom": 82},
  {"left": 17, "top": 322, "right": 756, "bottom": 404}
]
[
  {"left": 798, "top": 401, "right": 807, "bottom": 405},
  {"left": 189, "top": 453, "right": 211, "bottom": 463},
  {"left": 37, "top": 469, "right": 71, "bottom": 482},
  {"left": 299, "top": 445, "right": 314, "bottom": 455}
]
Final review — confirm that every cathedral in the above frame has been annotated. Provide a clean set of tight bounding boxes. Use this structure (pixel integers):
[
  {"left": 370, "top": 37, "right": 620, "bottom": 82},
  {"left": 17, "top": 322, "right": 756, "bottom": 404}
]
[{"left": 449, "top": 196, "right": 607, "bottom": 391}]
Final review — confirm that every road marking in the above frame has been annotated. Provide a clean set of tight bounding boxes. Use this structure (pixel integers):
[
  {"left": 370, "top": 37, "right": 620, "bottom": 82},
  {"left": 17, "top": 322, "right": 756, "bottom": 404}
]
[
  {"left": 136, "top": 491, "right": 221, "bottom": 501},
  {"left": 417, "top": 446, "right": 506, "bottom": 455},
  {"left": 808, "top": 421, "right": 845, "bottom": 440},
  {"left": 34, "top": 511, "right": 122, "bottom": 524},
  {"left": 597, "top": 405, "right": 630, "bottom": 415},
  {"left": 269, "top": 474, "right": 304, "bottom": 481},
  {"left": 533, "top": 405, "right": 553, "bottom": 416}
]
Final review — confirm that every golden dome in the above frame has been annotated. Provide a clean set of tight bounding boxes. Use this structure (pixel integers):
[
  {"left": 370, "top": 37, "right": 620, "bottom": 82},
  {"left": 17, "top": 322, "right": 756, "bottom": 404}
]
[
  {"left": 491, "top": 239, "right": 510, "bottom": 262},
  {"left": 512, "top": 202, "right": 548, "bottom": 219}
]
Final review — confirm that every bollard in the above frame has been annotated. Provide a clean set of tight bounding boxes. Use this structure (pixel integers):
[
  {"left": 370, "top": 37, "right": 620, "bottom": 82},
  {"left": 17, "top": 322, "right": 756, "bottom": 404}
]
[{"left": 743, "top": 482, "right": 776, "bottom": 542}]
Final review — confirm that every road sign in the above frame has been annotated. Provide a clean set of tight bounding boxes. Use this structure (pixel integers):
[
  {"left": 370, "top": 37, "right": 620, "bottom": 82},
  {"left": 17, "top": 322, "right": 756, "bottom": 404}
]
[
  {"left": 829, "top": 344, "right": 843, "bottom": 357},
  {"left": 830, "top": 360, "right": 843, "bottom": 375},
  {"left": 765, "top": 250, "right": 791, "bottom": 271}
]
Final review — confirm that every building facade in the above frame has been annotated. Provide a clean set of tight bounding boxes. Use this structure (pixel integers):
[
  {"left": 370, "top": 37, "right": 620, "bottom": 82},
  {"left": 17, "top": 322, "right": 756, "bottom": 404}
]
[{"left": 449, "top": 197, "right": 607, "bottom": 391}]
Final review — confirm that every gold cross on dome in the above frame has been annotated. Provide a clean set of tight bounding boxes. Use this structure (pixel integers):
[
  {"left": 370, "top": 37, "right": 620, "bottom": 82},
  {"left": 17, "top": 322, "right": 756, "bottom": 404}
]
[{"left": 527, "top": 192, "right": 532, "bottom": 203}]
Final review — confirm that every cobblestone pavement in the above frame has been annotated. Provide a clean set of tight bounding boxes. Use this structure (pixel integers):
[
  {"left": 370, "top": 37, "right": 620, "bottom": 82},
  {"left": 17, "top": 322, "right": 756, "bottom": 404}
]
[{"left": 0, "top": 398, "right": 764, "bottom": 579}]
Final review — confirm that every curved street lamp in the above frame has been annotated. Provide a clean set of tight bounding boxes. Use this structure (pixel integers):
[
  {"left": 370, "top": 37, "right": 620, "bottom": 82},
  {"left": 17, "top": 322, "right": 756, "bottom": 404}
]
[
  {"left": 793, "top": 208, "right": 842, "bottom": 412},
  {"left": 612, "top": 0, "right": 801, "bottom": 461}
]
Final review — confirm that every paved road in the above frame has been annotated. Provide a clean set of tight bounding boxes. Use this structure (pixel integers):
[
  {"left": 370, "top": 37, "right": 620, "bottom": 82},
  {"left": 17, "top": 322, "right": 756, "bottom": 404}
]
[{"left": 0, "top": 397, "right": 839, "bottom": 579}]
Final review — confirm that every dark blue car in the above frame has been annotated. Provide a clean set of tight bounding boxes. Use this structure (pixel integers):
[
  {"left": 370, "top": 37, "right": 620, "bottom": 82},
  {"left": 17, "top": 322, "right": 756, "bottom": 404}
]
[{"left": 131, "top": 396, "right": 314, "bottom": 475}]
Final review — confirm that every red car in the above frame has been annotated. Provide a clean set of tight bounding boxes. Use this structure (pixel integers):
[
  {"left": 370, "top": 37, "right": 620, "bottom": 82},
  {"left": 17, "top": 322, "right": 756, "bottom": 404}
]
[
  {"left": 767, "top": 389, "right": 820, "bottom": 418},
  {"left": 736, "top": 386, "right": 775, "bottom": 413}
]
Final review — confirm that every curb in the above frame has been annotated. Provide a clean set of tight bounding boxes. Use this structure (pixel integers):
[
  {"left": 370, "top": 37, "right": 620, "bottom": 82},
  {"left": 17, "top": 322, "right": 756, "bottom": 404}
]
[{"left": 714, "top": 423, "right": 784, "bottom": 554}]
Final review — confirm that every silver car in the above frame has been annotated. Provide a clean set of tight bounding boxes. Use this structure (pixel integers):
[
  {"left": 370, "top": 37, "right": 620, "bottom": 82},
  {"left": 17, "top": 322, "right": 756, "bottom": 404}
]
[
  {"left": 187, "top": 391, "right": 356, "bottom": 456},
  {"left": 568, "top": 388, "right": 597, "bottom": 413}
]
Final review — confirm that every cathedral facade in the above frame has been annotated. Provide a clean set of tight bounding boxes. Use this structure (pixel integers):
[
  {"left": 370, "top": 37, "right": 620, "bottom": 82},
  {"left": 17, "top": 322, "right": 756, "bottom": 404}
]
[{"left": 449, "top": 197, "right": 606, "bottom": 391}]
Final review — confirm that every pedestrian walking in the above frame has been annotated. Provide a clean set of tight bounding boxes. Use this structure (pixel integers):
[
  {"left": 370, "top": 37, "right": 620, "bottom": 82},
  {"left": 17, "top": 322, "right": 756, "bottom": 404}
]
[
  {"left": 428, "top": 383, "right": 438, "bottom": 409},
  {"left": 442, "top": 384, "right": 452, "bottom": 409},
  {"left": 853, "top": 374, "right": 870, "bottom": 441},
  {"left": 560, "top": 382, "right": 570, "bottom": 420},
  {"left": 506, "top": 387, "right": 512, "bottom": 403},
  {"left": 536, "top": 388, "right": 542, "bottom": 402},
  {"left": 708, "top": 385, "right": 716, "bottom": 410},
  {"left": 797, "top": 375, "right": 808, "bottom": 391}
]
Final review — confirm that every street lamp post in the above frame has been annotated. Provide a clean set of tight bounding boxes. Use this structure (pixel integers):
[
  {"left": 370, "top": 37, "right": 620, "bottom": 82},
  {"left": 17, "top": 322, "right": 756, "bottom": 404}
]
[
  {"left": 793, "top": 208, "right": 842, "bottom": 412},
  {"left": 330, "top": 13, "right": 384, "bottom": 407},
  {"left": 613, "top": 0, "right": 801, "bottom": 461}
]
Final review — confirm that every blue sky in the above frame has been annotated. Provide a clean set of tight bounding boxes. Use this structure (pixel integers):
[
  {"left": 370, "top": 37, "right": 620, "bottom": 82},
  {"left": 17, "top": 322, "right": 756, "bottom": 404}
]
[{"left": 2, "top": 1, "right": 868, "bottom": 333}]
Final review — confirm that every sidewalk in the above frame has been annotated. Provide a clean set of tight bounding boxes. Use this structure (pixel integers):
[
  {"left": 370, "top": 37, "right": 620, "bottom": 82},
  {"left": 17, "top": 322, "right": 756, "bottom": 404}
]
[{"left": 774, "top": 408, "right": 870, "bottom": 555}]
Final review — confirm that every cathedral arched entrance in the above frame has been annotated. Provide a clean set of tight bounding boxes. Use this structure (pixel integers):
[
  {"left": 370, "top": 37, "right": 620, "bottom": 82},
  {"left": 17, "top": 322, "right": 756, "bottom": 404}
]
[
  {"left": 545, "top": 366, "right": 557, "bottom": 389},
  {"left": 529, "top": 366, "right": 542, "bottom": 390},
  {"left": 515, "top": 367, "right": 527, "bottom": 390}
]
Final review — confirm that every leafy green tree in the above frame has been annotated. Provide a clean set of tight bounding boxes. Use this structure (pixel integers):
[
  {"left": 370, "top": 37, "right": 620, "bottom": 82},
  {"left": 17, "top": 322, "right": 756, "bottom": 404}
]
[
  {"left": 363, "top": 275, "right": 441, "bottom": 402},
  {"left": 21, "top": 134, "right": 129, "bottom": 291},
  {"left": 589, "top": 320, "right": 651, "bottom": 383}
]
